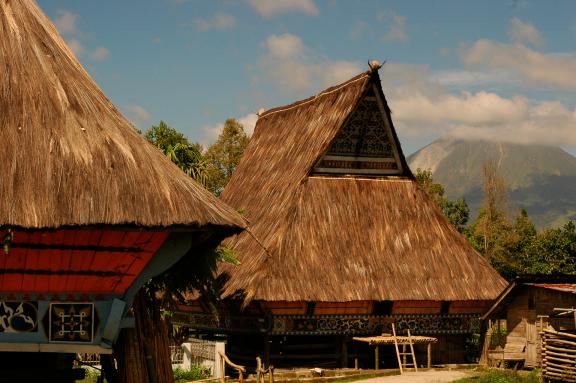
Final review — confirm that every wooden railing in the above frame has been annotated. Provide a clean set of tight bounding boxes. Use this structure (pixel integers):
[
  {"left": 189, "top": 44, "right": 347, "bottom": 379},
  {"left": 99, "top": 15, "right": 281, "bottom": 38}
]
[
  {"left": 255, "top": 357, "right": 274, "bottom": 383},
  {"left": 217, "top": 352, "right": 274, "bottom": 383},
  {"left": 218, "top": 351, "right": 246, "bottom": 383}
]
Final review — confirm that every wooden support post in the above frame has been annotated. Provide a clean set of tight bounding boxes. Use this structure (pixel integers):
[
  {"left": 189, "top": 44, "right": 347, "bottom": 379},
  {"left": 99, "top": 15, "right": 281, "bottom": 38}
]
[
  {"left": 427, "top": 343, "right": 432, "bottom": 369},
  {"left": 354, "top": 357, "right": 359, "bottom": 370},
  {"left": 264, "top": 335, "right": 271, "bottom": 368},
  {"left": 375, "top": 345, "right": 380, "bottom": 370},
  {"left": 221, "top": 357, "right": 225, "bottom": 383},
  {"left": 340, "top": 336, "right": 348, "bottom": 368}
]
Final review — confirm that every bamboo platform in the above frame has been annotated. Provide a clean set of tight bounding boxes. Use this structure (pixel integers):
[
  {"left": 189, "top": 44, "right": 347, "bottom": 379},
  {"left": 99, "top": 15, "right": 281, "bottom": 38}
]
[
  {"left": 352, "top": 335, "right": 438, "bottom": 345},
  {"left": 353, "top": 334, "right": 438, "bottom": 370}
]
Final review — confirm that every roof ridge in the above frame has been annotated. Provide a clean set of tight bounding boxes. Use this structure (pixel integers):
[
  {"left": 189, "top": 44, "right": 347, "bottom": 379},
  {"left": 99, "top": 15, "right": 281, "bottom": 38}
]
[{"left": 259, "top": 71, "right": 372, "bottom": 119}]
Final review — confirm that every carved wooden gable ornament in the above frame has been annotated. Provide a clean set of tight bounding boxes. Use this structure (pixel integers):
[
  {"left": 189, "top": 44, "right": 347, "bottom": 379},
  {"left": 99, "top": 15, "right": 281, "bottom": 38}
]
[{"left": 313, "top": 85, "right": 404, "bottom": 176}]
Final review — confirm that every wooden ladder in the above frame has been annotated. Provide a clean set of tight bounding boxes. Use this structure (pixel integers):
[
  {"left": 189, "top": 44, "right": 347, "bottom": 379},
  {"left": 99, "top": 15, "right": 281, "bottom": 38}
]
[{"left": 392, "top": 323, "right": 418, "bottom": 374}]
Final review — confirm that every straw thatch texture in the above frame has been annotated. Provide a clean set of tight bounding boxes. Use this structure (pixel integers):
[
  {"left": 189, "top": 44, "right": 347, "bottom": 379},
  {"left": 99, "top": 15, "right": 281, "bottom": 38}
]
[
  {"left": 0, "top": 0, "right": 245, "bottom": 231},
  {"left": 220, "top": 70, "right": 507, "bottom": 303}
]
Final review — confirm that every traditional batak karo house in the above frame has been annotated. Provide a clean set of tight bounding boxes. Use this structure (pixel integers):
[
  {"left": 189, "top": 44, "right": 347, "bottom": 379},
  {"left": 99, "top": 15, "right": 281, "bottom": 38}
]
[
  {"left": 176, "top": 63, "right": 508, "bottom": 368},
  {"left": 0, "top": 1, "right": 244, "bottom": 381}
]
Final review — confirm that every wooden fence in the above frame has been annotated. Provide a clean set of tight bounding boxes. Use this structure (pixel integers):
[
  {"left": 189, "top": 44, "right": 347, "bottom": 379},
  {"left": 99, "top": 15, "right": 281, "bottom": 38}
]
[{"left": 541, "top": 328, "right": 576, "bottom": 382}]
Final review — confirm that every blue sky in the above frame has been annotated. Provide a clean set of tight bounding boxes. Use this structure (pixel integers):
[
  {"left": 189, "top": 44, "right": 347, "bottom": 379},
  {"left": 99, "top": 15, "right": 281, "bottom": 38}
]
[{"left": 36, "top": 0, "right": 576, "bottom": 155}]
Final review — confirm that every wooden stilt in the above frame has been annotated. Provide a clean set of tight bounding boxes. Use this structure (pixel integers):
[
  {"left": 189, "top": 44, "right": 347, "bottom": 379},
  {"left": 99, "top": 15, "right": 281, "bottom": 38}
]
[
  {"left": 375, "top": 345, "right": 380, "bottom": 370},
  {"left": 340, "top": 336, "right": 348, "bottom": 368},
  {"left": 427, "top": 342, "right": 432, "bottom": 369},
  {"left": 264, "top": 335, "right": 271, "bottom": 367}
]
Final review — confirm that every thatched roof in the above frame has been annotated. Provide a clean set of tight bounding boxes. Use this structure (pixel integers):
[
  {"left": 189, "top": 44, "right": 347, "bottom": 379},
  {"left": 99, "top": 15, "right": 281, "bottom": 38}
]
[
  {"left": 0, "top": 0, "right": 245, "bottom": 231},
  {"left": 219, "top": 68, "right": 507, "bottom": 303}
]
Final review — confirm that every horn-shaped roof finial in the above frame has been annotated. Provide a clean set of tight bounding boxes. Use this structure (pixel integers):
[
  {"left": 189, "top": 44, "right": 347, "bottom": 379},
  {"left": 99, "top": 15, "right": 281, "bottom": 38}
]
[{"left": 368, "top": 60, "right": 383, "bottom": 71}]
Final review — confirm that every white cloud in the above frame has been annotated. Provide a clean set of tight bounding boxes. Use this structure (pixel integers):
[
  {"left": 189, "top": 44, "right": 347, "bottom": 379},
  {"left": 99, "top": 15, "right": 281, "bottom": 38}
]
[
  {"left": 256, "top": 33, "right": 362, "bottom": 95},
  {"left": 238, "top": 114, "right": 258, "bottom": 136},
  {"left": 248, "top": 0, "right": 319, "bottom": 18},
  {"left": 54, "top": 10, "right": 78, "bottom": 35},
  {"left": 393, "top": 91, "right": 529, "bottom": 126},
  {"left": 461, "top": 40, "right": 576, "bottom": 89},
  {"left": 123, "top": 105, "right": 153, "bottom": 129},
  {"left": 429, "top": 69, "right": 511, "bottom": 86},
  {"left": 66, "top": 38, "right": 84, "bottom": 56},
  {"left": 381, "top": 11, "right": 408, "bottom": 43},
  {"left": 91, "top": 47, "right": 110, "bottom": 61},
  {"left": 201, "top": 122, "right": 223, "bottom": 147},
  {"left": 201, "top": 114, "right": 258, "bottom": 147},
  {"left": 264, "top": 33, "right": 305, "bottom": 59},
  {"left": 379, "top": 63, "right": 576, "bottom": 147},
  {"left": 194, "top": 13, "right": 236, "bottom": 31},
  {"left": 509, "top": 17, "right": 543, "bottom": 46},
  {"left": 52, "top": 9, "right": 110, "bottom": 62}
]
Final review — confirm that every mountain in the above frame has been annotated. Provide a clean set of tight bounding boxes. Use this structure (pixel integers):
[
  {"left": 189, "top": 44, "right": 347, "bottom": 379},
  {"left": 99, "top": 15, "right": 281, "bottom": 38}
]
[{"left": 407, "top": 138, "right": 576, "bottom": 228}]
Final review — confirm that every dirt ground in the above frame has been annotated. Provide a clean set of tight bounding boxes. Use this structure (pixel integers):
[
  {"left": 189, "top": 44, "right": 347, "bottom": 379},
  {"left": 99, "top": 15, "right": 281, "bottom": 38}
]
[{"left": 353, "top": 370, "right": 469, "bottom": 383}]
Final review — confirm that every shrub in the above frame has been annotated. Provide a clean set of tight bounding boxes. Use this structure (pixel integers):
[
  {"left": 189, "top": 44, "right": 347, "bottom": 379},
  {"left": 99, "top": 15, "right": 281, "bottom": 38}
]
[{"left": 173, "top": 365, "right": 211, "bottom": 382}]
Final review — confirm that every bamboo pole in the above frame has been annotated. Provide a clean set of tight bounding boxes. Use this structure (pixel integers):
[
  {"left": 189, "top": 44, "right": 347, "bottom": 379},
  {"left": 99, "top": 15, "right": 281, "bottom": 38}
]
[
  {"left": 544, "top": 328, "right": 576, "bottom": 340},
  {"left": 545, "top": 362, "right": 576, "bottom": 372},
  {"left": 545, "top": 350, "right": 576, "bottom": 359},
  {"left": 545, "top": 345, "right": 576, "bottom": 354}
]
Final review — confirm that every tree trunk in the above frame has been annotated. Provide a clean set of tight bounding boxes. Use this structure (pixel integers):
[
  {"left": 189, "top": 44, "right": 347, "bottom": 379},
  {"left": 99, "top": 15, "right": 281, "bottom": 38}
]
[{"left": 114, "top": 290, "right": 175, "bottom": 383}]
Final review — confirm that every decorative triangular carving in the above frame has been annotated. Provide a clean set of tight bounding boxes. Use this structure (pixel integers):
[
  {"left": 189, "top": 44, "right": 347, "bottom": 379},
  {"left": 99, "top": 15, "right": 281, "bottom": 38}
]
[{"left": 313, "top": 85, "right": 404, "bottom": 176}]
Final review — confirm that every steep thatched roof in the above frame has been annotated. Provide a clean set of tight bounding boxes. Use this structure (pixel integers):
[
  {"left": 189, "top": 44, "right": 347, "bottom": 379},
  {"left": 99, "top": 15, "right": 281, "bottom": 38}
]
[
  {"left": 220, "top": 68, "right": 507, "bottom": 303},
  {"left": 0, "top": 0, "right": 245, "bottom": 231}
]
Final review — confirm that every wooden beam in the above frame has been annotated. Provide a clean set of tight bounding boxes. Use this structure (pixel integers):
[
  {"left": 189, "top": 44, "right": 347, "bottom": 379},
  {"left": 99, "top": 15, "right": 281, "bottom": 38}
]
[{"left": 375, "top": 345, "right": 379, "bottom": 370}]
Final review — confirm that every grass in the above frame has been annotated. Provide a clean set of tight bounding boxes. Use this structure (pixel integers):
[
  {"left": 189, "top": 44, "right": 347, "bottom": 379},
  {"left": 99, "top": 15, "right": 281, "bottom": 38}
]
[
  {"left": 454, "top": 369, "right": 541, "bottom": 383},
  {"left": 76, "top": 364, "right": 212, "bottom": 382},
  {"left": 173, "top": 365, "right": 212, "bottom": 382}
]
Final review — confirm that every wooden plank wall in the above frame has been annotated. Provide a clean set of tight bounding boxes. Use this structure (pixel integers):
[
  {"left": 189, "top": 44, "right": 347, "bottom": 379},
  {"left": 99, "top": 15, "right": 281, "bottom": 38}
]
[
  {"left": 505, "top": 287, "right": 576, "bottom": 367},
  {"left": 449, "top": 300, "right": 492, "bottom": 314},
  {"left": 314, "top": 301, "right": 373, "bottom": 315},
  {"left": 392, "top": 301, "right": 441, "bottom": 314},
  {"left": 261, "top": 301, "right": 375, "bottom": 315},
  {"left": 260, "top": 301, "right": 307, "bottom": 315}
]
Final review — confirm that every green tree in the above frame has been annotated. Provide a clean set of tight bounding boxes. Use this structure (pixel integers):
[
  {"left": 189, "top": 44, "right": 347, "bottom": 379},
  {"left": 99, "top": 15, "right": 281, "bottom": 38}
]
[
  {"left": 465, "top": 163, "right": 544, "bottom": 279},
  {"left": 415, "top": 169, "right": 470, "bottom": 232},
  {"left": 520, "top": 221, "right": 576, "bottom": 275},
  {"left": 205, "top": 119, "right": 250, "bottom": 195},
  {"left": 144, "top": 121, "right": 208, "bottom": 186},
  {"left": 467, "top": 161, "right": 510, "bottom": 260}
]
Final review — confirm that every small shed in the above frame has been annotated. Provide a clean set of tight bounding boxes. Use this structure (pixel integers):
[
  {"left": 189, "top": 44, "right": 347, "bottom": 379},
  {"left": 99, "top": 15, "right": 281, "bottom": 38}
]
[{"left": 482, "top": 276, "right": 576, "bottom": 368}]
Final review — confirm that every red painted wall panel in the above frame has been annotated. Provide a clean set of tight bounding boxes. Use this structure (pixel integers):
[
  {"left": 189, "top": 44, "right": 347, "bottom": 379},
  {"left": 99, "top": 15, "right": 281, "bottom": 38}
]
[{"left": 0, "top": 229, "right": 169, "bottom": 295}]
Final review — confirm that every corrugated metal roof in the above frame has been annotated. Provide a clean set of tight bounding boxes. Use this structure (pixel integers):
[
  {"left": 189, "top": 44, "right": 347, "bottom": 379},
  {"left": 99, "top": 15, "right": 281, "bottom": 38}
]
[{"left": 529, "top": 283, "right": 576, "bottom": 294}]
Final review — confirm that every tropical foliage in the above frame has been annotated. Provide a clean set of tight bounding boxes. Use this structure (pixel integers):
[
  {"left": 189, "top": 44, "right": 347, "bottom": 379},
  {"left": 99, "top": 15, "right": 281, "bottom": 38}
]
[
  {"left": 144, "top": 119, "right": 249, "bottom": 193},
  {"left": 415, "top": 169, "right": 470, "bottom": 232},
  {"left": 144, "top": 121, "right": 208, "bottom": 186},
  {"left": 417, "top": 164, "right": 576, "bottom": 280},
  {"left": 204, "top": 119, "right": 250, "bottom": 195}
]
